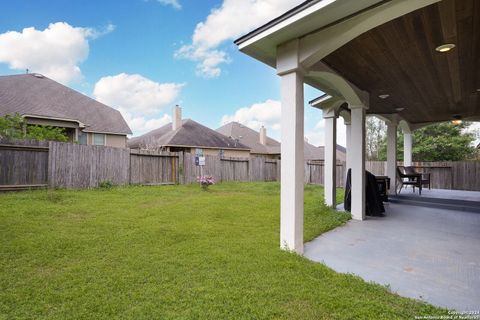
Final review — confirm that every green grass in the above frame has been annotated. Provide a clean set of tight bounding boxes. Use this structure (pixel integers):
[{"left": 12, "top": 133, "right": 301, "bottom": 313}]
[{"left": 0, "top": 182, "right": 445, "bottom": 319}]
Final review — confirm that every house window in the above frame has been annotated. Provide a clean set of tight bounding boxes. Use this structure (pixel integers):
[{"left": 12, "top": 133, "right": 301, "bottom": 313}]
[
  {"left": 78, "top": 131, "right": 87, "bottom": 145},
  {"left": 218, "top": 149, "right": 225, "bottom": 157},
  {"left": 93, "top": 133, "right": 106, "bottom": 146},
  {"left": 195, "top": 148, "right": 204, "bottom": 156}
]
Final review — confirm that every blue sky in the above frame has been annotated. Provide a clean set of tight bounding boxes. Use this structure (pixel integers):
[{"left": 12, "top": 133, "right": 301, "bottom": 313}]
[{"left": 0, "top": 0, "right": 346, "bottom": 146}]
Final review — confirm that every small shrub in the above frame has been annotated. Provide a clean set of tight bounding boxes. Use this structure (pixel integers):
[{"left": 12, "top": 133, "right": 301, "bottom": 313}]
[
  {"left": 98, "top": 181, "right": 114, "bottom": 189},
  {"left": 0, "top": 113, "right": 68, "bottom": 142}
]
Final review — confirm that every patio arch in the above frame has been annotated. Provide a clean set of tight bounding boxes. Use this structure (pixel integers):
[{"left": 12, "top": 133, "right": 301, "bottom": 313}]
[{"left": 308, "top": 71, "right": 365, "bottom": 107}]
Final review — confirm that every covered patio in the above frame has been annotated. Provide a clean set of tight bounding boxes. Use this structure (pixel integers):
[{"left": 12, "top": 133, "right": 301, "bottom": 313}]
[
  {"left": 305, "top": 195, "right": 480, "bottom": 311},
  {"left": 235, "top": 0, "right": 479, "bottom": 310},
  {"left": 236, "top": 0, "right": 479, "bottom": 250}
]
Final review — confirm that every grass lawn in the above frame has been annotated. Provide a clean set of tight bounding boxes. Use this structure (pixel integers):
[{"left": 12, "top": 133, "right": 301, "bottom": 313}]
[{"left": 0, "top": 182, "right": 445, "bottom": 319}]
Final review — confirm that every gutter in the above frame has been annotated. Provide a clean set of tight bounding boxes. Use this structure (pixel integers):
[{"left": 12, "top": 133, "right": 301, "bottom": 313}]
[
  {"left": 234, "top": 0, "right": 321, "bottom": 46},
  {"left": 22, "top": 114, "right": 86, "bottom": 128}
]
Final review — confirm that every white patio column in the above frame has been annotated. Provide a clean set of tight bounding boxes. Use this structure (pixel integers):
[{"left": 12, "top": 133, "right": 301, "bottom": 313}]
[
  {"left": 277, "top": 40, "right": 304, "bottom": 254},
  {"left": 404, "top": 132, "right": 412, "bottom": 167},
  {"left": 386, "top": 121, "right": 398, "bottom": 194},
  {"left": 349, "top": 105, "right": 366, "bottom": 220},
  {"left": 345, "top": 120, "right": 352, "bottom": 173},
  {"left": 323, "top": 110, "right": 337, "bottom": 207}
]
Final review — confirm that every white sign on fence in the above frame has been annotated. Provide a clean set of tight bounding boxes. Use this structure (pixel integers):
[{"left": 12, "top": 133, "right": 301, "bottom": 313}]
[{"left": 195, "top": 156, "right": 206, "bottom": 166}]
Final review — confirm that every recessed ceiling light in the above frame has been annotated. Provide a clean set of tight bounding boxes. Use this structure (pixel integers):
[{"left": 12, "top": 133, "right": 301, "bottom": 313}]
[
  {"left": 395, "top": 107, "right": 405, "bottom": 112},
  {"left": 451, "top": 114, "right": 462, "bottom": 125},
  {"left": 378, "top": 94, "right": 390, "bottom": 99},
  {"left": 476, "top": 88, "right": 480, "bottom": 92},
  {"left": 435, "top": 43, "right": 455, "bottom": 52}
]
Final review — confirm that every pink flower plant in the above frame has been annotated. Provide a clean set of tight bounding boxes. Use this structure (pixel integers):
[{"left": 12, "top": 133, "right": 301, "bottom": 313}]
[{"left": 197, "top": 175, "right": 215, "bottom": 189}]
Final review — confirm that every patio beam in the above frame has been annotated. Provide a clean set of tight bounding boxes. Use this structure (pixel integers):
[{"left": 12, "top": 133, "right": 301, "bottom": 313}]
[{"left": 277, "top": 40, "right": 304, "bottom": 254}]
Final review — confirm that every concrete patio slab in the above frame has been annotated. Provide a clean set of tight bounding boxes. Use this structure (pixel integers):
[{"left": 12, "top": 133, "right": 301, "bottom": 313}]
[
  {"left": 399, "top": 187, "right": 480, "bottom": 202},
  {"left": 304, "top": 202, "right": 480, "bottom": 311}
]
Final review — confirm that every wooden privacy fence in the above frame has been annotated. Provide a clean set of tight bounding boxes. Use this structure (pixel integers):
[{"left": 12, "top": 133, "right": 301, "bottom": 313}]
[
  {"left": 48, "top": 142, "right": 130, "bottom": 188},
  {"left": 2, "top": 140, "right": 480, "bottom": 191},
  {"left": 0, "top": 140, "right": 179, "bottom": 190},
  {"left": 0, "top": 140, "right": 49, "bottom": 190},
  {"left": 305, "top": 161, "right": 346, "bottom": 187},
  {"left": 181, "top": 153, "right": 280, "bottom": 184},
  {"left": 366, "top": 161, "right": 480, "bottom": 191}
]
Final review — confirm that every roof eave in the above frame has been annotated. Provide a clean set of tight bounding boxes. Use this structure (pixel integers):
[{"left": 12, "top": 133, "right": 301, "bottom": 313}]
[
  {"left": 234, "top": 0, "right": 387, "bottom": 70},
  {"left": 234, "top": 0, "right": 322, "bottom": 46},
  {"left": 159, "top": 144, "right": 251, "bottom": 151}
]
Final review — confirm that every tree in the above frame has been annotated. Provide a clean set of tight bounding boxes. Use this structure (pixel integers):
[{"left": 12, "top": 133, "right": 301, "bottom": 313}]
[
  {"left": 378, "top": 122, "right": 478, "bottom": 161},
  {"left": 366, "top": 116, "right": 386, "bottom": 160},
  {"left": 0, "top": 113, "right": 68, "bottom": 142},
  {"left": 0, "top": 114, "right": 25, "bottom": 139}
]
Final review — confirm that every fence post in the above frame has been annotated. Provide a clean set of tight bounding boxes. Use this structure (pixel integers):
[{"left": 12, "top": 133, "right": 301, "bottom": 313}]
[
  {"left": 248, "top": 157, "right": 252, "bottom": 181},
  {"left": 277, "top": 159, "right": 281, "bottom": 182},
  {"left": 178, "top": 151, "right": 184, "bottom": 184},
  {"left": 47, "top": 141, "right": 54, "bottom": 189}
]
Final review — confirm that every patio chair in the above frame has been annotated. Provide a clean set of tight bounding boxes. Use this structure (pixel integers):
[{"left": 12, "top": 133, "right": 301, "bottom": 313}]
[
  {"left": 396, "top": 166, "right": 422, "bottom": 195},
  {"left": 405, "top": 166, "right": 431, "bottom": 191}
]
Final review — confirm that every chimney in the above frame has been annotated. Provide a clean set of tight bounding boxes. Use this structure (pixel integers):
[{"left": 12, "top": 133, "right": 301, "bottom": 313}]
[
  {"left": 172, "top": 105, "right": 182, "bottom": 131},
  {"left": 259, "top": 126, "right": 267, "bottom": 145}
]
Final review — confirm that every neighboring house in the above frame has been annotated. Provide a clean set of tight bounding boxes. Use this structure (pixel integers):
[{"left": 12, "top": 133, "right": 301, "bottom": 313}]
[
  {"left": 317, "top": 144, "right": 347, "bottom": 162},
  {"left": 216, "top": 122, "right": 281, "bottom": 159},
  {"left": 128, "top": 106, "right": 250, "bottom": 157},
  {"left": 217, "top": 121, "right": 347, "bottom": 162},
  {"left": 0, "top": 73, "right": 131, "bottom": 147},
  {"left": 304, "top": 139, "right": 325, "bottom": 161}
]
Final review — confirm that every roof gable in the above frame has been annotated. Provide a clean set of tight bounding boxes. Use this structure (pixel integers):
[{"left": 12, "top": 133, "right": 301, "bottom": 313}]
[
  {"left": 128, "top": 119, "right": 250, "bottom": 150},
  {"left": 0, "top": 74, "right": 131, "bottom": 135},
  {"left": 216, "top": 122, "right": 280, "bottom": 154}
]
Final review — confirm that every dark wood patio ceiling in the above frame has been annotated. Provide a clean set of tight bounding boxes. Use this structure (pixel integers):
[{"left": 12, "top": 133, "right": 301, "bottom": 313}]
[{"left": 321, "top": 0, "right": 479, "bottom": 125}]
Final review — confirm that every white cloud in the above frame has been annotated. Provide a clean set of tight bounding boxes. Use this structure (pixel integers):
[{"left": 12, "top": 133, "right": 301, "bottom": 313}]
[
  {"left": 120, "top": 109, "right": 171, "bottom": 136},
  {"left": 157, "top": 0, "right": 181, "bottom": 10},
  {"left": 93, "top": 73, "right": 184, "bottom": 136},
  {"left": 305, "top": 117, "right": 347, "bottom": 147},
  {"left": 175, "top": 46, "right": 229, "bottom": 78},
  {"left": 221, "top": 99, "right": 348, "bottom": 146},
  {"left": 176, "top": 0, "right": 303, "bottom": 77},
  {"left": 221, "top": 99, "right": 281, "bottom": 135},
  {"left": 84, "top": 23, "right": 116, "bottom": 39},
  {"left": 0, "top": 22, "right": 114, "bottom": 84},
  {"left": 93, "top": 73, "right": 184, "bottom": 114}
]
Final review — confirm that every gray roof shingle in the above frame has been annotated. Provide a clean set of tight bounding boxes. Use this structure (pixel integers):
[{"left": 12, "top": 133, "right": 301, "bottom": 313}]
[
  {"left": 128, "top": 119, "right": 250, "bottom": 150},
  {"left": 304, "top": 141, "right": 325, "bottom": 161},
  {"left": 317, "top": 145, "right": 347, "bottom": 161},
  {"left": 0, "top": 74, "right": 131, "bottom": 135},
  {"left": 217, "top": 121, "right": 347, "bottom": 161},
  {"left": 216, "top": 122, "right": 280, "bottom": 155}
]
